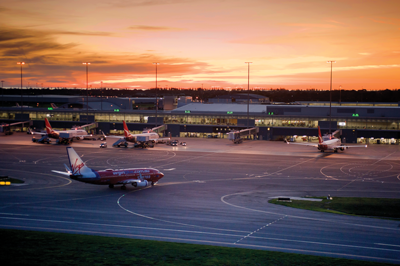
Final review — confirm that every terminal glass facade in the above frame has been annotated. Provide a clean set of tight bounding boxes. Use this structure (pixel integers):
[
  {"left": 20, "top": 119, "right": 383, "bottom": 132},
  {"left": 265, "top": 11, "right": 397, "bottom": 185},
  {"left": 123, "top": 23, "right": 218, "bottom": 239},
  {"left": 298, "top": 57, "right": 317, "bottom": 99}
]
[{"left": 2, "top": 110, "right": 400, "bottom": 131}]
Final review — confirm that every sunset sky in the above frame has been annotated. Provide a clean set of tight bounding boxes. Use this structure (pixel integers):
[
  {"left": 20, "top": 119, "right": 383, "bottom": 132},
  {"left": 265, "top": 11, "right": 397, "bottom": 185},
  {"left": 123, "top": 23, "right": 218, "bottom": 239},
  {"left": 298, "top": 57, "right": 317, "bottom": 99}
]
[{"left": 1, "top": 0, "right": 399, "bottom": 90}]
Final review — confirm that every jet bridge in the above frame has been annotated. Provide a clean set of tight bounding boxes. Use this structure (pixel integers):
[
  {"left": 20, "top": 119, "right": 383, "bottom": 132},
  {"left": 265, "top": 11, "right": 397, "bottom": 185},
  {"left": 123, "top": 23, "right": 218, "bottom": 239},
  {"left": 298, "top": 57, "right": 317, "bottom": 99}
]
[
  {"left": 151, "top": 124, "right": 167, "bottom": 135},
  {"left": 1, "top": 120, "right": 32, "bottom": 135},
  {"left": 228, "top": 127, "right": 259, "bottom": 144},
  {"left": 72, "top": 122, "right": 98, "bottom": 133}
]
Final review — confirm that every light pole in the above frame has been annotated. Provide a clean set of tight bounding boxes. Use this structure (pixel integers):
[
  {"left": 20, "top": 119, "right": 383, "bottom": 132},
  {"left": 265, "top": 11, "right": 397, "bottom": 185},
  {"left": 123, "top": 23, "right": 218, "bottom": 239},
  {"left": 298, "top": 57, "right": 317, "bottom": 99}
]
[
  {"left": 1, "top": 80, "right": 4, "bottom": 107},
  {"left": 245, "top": 62, "right": 252, "bottom": 129},
  {"left": 101, "top": 81, "right": 103, "bottom": 111},
  {"left": 83, "top": 62, "right": 90, "bottom": 122},
  {"left": 339, "top": 85, "right": 342, "bottom": 105},
  {"left": 327, "top": 61, "right": 336, "bottom": 135},
  {"left": 17, "top": 62, "right": 25, "bottom": 113},
  {"left": 153, "top": 62, "right": 159, "bottom": 128}
]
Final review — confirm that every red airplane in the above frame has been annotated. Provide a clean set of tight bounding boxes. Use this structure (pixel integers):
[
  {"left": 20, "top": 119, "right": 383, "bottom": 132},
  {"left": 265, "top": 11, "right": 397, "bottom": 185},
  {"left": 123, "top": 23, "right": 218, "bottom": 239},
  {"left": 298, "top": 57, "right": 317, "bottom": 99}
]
[
  {"left": 31, "top": 118, "right": 91, "bottom": 144},
  {"left": 287, "top": 126, "right": 367, "bottom": 152},
  {"left": 105, "top": 120, "right": 169, "bottom": 148},
  {"left": 52, "top": 147, "right": 164, "bottom": 189}
]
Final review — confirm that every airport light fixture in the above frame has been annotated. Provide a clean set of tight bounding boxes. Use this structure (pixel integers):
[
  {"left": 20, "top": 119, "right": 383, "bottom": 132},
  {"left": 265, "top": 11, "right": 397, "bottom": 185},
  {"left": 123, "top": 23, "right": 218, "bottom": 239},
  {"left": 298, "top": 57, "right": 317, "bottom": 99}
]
[
  {"left": 17, "top": 62, "right": 25, "bottom": 113},
  {"left": 82, "top": 62, "right": 90, "bottom": 122},
  {"left": 1, "top": 80, "right": 4, "bottom": 107},
  {"left": 327, "top": 60, "right": 336, "bottom": 135},
  {"left": 245, "top": 62, "right": 252, "bottom": 129},
  {"left": 153, "top": 62, "right": 160, "bottom": 127}
]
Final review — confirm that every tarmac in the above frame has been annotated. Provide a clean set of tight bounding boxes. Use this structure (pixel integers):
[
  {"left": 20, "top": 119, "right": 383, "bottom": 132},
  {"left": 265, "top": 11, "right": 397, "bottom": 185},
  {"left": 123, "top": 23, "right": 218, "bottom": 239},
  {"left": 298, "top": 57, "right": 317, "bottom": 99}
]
[{"left": 0, "top": 132, "right": 400, "bottom": 263}]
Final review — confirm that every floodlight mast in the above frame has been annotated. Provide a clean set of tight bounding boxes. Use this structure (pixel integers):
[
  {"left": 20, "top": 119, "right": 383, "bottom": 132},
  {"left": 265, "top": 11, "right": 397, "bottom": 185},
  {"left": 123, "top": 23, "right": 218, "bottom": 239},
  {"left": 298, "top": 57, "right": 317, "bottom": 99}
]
[
  {"left": 245, "top": 62, "right": 252, "bottom": 129},
  {"left": 327, "top": 60, "right": 336, "bottom": 135},
  {"left": 17, "top": 62, "right": 25, "bottom": 113},
  {"left": 153, "top": 62, "right": 160, "bottom": 127},
  {"left": 83, "top": 62, "right": 91, "bottom": 123}
]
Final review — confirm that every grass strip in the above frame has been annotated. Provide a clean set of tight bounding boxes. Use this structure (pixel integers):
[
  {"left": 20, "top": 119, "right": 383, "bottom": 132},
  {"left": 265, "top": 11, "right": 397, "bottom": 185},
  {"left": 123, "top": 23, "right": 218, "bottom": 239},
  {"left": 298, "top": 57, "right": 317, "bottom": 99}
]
[
  {"left": 0, "top": 229, "right": 395, "bottom": 266},
  {"left": 269, "top": 197, "right": 400, "bottom": 219}
]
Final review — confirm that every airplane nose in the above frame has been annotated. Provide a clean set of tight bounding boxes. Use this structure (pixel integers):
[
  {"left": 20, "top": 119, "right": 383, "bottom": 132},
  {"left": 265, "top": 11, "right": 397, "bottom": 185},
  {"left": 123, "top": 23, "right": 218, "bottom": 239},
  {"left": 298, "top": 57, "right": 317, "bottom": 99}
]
[{"left": 160, "top": 172, "right": 164, "bottom": 178}]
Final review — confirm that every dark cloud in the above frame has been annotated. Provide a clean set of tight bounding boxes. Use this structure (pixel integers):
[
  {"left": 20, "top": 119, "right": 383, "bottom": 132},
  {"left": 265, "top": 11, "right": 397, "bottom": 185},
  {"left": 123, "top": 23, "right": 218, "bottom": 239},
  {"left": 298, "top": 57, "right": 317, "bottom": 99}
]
[
  {"left": 108, "top": 0, "right": 192, "bottom": 8},
  {"left": 0, "top": 29, "right": 35, "bottom": 42},
  {"left": 53, "top": 31, "right": 113, "bottom": 36},
  {"left": 128, "top": 25, "right": 183, "bottom": 31},
  {"left": 0, "top": 28, "right": 112, "bottom": 43}
]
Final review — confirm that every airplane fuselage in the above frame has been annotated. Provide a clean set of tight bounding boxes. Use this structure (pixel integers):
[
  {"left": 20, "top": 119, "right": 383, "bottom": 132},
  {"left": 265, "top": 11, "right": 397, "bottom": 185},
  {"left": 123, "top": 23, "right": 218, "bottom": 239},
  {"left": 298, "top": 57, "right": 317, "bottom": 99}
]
[
  {"left": 318, "top": 138, "right": 342, "bottom": 151},
  {"left": 47, "top": 129, "right": 88, "bottom": 140},
  {"left": 71, "top": 168, "right": 164, "bottom": 185}
]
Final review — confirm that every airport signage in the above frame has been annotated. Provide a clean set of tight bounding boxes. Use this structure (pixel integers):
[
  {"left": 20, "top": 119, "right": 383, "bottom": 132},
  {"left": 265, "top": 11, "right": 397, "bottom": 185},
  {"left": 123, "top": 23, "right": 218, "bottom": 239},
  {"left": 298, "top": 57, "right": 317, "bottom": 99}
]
[
  {"left": 352, "top": 113, "right": 359, "bottom": 117},
  {"left": 48, "top": 107, "right": 53, "bottom": 110},
  {"left": 114, "top": 109, "right": 120, "bottom": 112},
  {"left": 268, "top": 112, "right": 274, "bottom": 115},
  {"left": 227, "top": 111, "right": 233, "bottom": 114},
  {"left": 185, "top": 110, "right": 191, "bottom": 113}
]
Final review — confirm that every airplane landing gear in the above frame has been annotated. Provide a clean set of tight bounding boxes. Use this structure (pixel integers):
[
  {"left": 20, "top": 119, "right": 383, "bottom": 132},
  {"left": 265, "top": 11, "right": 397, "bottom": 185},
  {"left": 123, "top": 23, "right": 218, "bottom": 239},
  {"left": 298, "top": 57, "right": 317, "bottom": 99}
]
[
  {"left": 121, "top": 185, "right": 126, "bottom": 190},
  {"left": 109, "top": 184, "right": 114, "bottom": 188},
  {"left": 151, "top": 181, "right": 154, "bottom": 186}
]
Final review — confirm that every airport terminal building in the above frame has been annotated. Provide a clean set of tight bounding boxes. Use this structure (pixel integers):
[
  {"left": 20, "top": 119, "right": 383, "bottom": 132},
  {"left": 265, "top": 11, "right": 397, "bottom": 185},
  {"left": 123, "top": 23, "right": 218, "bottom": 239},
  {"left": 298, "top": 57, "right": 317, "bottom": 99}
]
[{"left": 1, "top": 95, "right": 400, "bottom": 144}]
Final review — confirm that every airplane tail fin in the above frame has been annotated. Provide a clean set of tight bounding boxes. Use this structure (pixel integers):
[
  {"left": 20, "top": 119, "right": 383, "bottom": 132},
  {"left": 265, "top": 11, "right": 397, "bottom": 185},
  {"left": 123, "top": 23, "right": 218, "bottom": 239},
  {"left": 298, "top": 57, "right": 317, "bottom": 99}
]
[
  {"left": 66, "top": 147, "right": 96, "bottom": 177},
  {"left": 123, "top": 121, "right": 130, "bottom": 138},
  {"left": 45, "top": 118, "right": 53, "bottom": 135},
  {"left": 51, "top": 103, "right": 58, "bottom": 109},
  {"left": 318, "top": 126, "right": 323, "bottom": 144}
]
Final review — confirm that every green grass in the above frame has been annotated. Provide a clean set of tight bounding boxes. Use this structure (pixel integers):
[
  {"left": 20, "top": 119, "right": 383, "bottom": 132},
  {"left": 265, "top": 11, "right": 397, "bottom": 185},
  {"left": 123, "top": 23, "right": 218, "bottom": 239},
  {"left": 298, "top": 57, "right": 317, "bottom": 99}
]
[
  {"left": 0, "top": 177, "right": 24, "bottom": 183},
  {"left": 269, "top": 197, "right": 400, "bottom": 219},
  {"left": 0, "top": 229, "right": 396, "bottom": 266}
]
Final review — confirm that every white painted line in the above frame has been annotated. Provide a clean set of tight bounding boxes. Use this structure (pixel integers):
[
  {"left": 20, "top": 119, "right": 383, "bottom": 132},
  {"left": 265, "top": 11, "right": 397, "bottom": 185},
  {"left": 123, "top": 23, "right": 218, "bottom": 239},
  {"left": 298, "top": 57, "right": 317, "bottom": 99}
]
[
  {"left": 375, "top": 243, "right": 400, "bottom": 248},
  {"left": 0, "top": 213, "right": 29, "bottom": 216},
  {"left": 0, "top": 222, "right": 399, "bottom": 263}
]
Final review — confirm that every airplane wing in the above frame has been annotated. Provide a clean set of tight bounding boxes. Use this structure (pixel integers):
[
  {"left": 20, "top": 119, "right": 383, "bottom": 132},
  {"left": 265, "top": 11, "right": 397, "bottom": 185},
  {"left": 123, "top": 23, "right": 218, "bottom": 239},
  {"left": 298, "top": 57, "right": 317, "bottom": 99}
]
[
  {"left": 157, "top": 137, "right": 171, "bottom": 141},
  {"left": 334, "top": 144, "right": 367, "bottom": 149},
  {"left": 285, "top": 140, "right": 318, "bottom": 147},
  {"left": 104, "top": 135, "right": 124, "bottom": 139},
  {"left": 51, "top": 170, "right": 71, "bottom": 176},
  {"left": 31, "top": 131, "right": 47, "bottom": 136},
  {"left": 51, "top": 164, "right": 73, "bottom": 176}
]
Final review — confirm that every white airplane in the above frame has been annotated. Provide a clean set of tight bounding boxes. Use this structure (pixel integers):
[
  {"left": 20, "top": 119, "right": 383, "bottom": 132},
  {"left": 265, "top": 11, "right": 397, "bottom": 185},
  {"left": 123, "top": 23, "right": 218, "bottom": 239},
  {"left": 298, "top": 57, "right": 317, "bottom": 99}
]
[
  {"left": 286, "top": 126, "right": 367, "bottom": 153},
  {"left": 105, "top": 121, "right": 170, "bottom": 148},
  {"left": 31, "top": 118, "right": 92, "bottom": 144}
]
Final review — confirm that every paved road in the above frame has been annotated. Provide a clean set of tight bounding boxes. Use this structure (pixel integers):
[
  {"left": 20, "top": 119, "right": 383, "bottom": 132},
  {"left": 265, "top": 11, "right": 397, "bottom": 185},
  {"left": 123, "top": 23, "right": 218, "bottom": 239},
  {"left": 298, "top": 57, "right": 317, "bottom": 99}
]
[{"left": 0, "top": 134, "right": 400, "bottom": 263}]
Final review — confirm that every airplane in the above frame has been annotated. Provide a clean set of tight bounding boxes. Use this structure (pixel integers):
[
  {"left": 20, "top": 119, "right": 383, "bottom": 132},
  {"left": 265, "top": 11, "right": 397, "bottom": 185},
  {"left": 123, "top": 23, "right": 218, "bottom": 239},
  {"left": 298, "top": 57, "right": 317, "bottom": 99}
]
[
  {"left": 286, "top": 126, "right": 367, "bottom": 153},
  {"left": 50, "top": 103, "right": 58, "bottom": 109},
  {"left": 31, "top": 118, "right": 92, "bottom": 144},
  {"left": 12, "top": 103, "right": 32, "bottom": 108},
  {"left": 52, "top": 147, "right": 164, "bottom": 189},
  {"left": 105, "top": 120, "right": 170, "bottom": 148}
]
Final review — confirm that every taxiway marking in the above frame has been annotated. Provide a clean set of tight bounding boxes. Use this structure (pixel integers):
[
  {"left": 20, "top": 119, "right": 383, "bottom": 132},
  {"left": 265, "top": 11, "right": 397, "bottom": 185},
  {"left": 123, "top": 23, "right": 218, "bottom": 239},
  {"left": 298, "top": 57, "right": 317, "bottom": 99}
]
[{"left": 0, "top": 222, "right": 399, "bottom": 263}]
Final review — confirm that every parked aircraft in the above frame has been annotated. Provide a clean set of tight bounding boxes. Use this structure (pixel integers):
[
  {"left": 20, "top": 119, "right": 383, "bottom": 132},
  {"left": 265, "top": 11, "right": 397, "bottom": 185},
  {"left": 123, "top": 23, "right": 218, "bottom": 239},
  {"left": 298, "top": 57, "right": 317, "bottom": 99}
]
[
  {"left": 31, "top": 118, "right": 91, "bottom": 144},
  {"left": 286, "top": 126, "right": 367, "bottom": 152},
  {"left": 52, "top": 147, "right": 164, "bottom": 189},
  {"left": 105, "top": 120, "right": 170, "bottom": 148},
  {"left": 12, "top": 103, "right": 32, "bottom": 108}
]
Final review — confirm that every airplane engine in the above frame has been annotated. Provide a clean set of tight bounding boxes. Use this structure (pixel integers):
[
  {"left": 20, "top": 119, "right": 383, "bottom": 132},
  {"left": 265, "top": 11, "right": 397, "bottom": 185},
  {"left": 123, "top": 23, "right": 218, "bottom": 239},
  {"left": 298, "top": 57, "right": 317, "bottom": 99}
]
[
  {"left": 132, "top": 180, "right": 148, "bottom": 187},
  {"left": 78, "top": 136, "right": 84, "bottom": 140}
]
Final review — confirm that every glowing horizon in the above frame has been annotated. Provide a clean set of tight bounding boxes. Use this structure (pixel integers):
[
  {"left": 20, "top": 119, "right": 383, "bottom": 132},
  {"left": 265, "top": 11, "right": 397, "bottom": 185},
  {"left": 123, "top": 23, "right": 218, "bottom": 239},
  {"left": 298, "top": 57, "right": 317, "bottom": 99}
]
[{"left": 1, "top": 0, "right": 399, "bottom": 90}]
